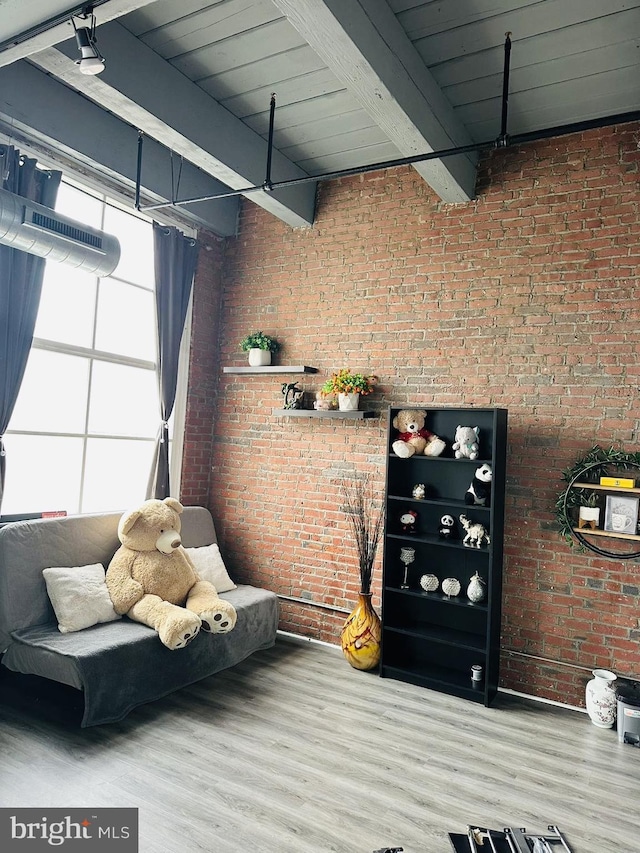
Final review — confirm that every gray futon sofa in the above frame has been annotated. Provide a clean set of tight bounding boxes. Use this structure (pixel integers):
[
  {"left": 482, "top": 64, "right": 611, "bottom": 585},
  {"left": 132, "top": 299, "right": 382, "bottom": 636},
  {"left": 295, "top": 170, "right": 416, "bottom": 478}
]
[{"left": 0, "top": 506, "right": 279, "bottom": 726}]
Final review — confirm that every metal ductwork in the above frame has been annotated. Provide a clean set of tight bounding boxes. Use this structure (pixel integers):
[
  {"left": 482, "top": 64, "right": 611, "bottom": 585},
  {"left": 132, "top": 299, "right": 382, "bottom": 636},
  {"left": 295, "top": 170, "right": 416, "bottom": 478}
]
[{"left": 0, "top": 186, "right": 121, "bottom": 276}]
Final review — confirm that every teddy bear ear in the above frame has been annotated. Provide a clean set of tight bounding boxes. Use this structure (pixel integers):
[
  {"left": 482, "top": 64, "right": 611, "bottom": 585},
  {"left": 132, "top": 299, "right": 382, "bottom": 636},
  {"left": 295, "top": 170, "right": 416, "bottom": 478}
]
[
  {"left": 163, "top": 497, "right": 183, "bottom": 514},
  {"left": 119, "top": 508, "right": 142, "bottom": 537},
  {"left": 392, "top": 415, "right": 399, "bottom": 428}
]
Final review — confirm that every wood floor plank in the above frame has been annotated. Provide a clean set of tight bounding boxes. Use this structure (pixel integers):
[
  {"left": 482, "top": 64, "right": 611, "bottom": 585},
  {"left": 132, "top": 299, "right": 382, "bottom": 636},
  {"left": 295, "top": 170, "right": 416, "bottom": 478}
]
[{"left": 1, "top": 636, "right": 637, "bottom": 852}]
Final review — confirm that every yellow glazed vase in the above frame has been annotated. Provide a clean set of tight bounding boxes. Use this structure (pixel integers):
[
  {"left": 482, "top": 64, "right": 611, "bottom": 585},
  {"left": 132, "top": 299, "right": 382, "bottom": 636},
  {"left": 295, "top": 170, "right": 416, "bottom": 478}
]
[{"left": 340, "top": 592, "right": 381, "bottom": 671}]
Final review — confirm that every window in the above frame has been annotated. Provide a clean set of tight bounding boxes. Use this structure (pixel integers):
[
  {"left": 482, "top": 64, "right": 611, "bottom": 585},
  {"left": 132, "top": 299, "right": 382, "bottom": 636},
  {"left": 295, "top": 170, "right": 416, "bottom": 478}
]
[{"left": 2, "top": 180, "right": 187, "bottom": 516}]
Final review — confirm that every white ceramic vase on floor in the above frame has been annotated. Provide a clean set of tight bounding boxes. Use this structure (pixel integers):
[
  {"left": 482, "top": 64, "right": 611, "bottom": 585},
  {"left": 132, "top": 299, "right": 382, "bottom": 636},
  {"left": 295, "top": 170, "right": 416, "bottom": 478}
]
[{"left": 585, "top": 668, "right": 617, "bottom": 728}]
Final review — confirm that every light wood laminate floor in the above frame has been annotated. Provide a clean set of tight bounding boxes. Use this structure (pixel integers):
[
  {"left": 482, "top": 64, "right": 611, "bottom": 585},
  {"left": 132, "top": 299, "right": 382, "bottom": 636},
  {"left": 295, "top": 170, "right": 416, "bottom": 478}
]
[{"left": 0, "top": 636, "right": 636, "bottom": 853}]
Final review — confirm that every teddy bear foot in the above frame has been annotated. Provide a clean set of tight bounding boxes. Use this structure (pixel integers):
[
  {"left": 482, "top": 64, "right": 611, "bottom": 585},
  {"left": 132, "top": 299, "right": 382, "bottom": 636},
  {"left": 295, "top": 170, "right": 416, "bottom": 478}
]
[
  {"left": 199, "top": 605, "right": 237, "bottom": 635},
  {"left": 159, "top": 611, "right": 202, "bottom": 650},
  {"left": 424, "top": 437, "right": 446, "bottom": 457},
  {"left": 391, "top": 440, "right": 415, "bottom": 458}
]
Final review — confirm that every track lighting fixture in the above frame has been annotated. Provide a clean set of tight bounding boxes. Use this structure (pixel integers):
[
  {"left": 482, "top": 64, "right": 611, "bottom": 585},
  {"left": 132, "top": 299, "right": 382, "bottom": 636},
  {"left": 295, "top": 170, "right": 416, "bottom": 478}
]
[{"left": 72, "top": 8, "right": 105, "bottom": 76}]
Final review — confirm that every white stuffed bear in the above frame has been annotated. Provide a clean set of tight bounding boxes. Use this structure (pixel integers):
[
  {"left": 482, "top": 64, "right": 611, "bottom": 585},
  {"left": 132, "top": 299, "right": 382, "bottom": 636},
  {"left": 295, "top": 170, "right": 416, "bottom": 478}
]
[
  {"left": 391, "top": 409, "right": 446, "bottom": 458},
  {"left": 452, "top": 425, "right": 480, "bottom": 460}
]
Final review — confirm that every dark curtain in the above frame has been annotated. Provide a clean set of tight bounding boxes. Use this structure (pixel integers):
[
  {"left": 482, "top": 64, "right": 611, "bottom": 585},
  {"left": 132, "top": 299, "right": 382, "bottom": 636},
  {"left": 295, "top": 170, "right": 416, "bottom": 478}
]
[
  {"left": 146, "top": 222, "right": 199, "bottom": 500},
  {"left": 0, "top": 146, "right": 61, "bottom": 513}
]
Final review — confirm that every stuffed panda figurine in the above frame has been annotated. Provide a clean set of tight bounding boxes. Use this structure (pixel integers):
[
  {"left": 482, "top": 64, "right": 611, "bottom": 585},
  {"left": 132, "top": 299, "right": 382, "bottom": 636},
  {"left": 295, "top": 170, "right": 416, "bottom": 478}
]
[
  {"left": 465, "top": 463, "right": 492, "bottom": 506},
  {"left": 439, "top": 514, "right": 456, "bottom": 539}
]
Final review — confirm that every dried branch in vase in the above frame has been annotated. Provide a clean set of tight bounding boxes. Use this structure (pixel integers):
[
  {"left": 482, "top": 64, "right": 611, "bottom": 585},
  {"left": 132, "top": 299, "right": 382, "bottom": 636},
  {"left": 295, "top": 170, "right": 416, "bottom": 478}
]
[{"left": 340, "top": 475, "right": 385, "bottom": 596}]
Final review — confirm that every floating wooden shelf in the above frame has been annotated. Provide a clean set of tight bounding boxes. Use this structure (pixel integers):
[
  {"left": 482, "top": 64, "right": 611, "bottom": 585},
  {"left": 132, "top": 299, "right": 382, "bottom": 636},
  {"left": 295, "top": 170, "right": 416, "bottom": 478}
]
[
  {"left": 223, "top": 365, "right": 317, "bottom": 374},
  {"left": 573, "top": 481, "right": 640, "bottom": 495},
  {"left": 571, "top": 526, "right": 640, "bottom": 543},
  {"left": 272, "top": 408, "right": 378, "bottom": 419}
]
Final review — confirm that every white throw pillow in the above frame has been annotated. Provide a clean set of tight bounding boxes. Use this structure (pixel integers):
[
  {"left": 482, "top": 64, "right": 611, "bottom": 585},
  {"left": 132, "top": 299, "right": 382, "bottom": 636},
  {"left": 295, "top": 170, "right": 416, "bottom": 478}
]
[
  {"left": 185, "top": 543, "right": 237, "bottom": 593},
  {"left": 43, "top": 563, "right": 121, "bottom": 634}
]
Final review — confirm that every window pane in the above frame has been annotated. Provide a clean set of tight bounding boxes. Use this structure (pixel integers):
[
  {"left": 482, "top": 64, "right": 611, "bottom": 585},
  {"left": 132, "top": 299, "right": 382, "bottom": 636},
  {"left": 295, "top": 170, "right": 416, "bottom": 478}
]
[
  {"left": 35, "top": 263, "right": 97, "bottom": 347},
  {"left": 88, "top": 361, "right": 158, "bottom": 437},
  {"left": 104, "top": 205, "right": 154, "bottom": 287},
  {"left": 95, "top": 279, "right": 156, "bottom": 361},
  {"left": 1, "top": 434, "right": 83, "bottom": 515},
  {"left": 55, "top": 183, "right": 103, "bottom": 229},
  {"left": 8, "top": 350, "right": 89, "bottom": 433},
  {"left": 82, "top": 438, "right": 156, "bottom": 513}
]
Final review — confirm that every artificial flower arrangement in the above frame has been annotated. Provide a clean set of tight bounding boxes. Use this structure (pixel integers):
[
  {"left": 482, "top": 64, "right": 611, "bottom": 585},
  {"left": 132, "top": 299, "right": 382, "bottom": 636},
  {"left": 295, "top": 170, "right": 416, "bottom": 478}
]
[{"left": 321, "top": 369, "right": 378, "bottom": 397}]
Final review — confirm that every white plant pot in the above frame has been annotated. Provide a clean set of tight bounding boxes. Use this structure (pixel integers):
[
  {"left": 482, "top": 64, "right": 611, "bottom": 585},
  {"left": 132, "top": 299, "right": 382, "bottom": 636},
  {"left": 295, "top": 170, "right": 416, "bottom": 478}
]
[
  {"left": 248, "top": 348, "right": 271, "bottom": 366},
  {"left": 338, "top": 392, "right": 360, "bottom": 411},
  {"left": 578, "top": 506, "right": 600, "bottom": 529}
]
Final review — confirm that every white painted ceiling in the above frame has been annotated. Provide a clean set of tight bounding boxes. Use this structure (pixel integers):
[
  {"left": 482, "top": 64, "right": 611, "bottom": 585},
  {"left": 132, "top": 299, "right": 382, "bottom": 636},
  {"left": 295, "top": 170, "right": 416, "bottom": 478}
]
[{"left": 0, "top": 0, "right": 638, "bottom": 235}]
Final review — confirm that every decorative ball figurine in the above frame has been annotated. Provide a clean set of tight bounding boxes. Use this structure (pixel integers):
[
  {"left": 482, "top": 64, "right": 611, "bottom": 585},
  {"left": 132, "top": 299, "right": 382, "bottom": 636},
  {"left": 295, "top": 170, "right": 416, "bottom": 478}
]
[
  {"left": 442, "top": 577, "right": 461, "bottom": 598},
  {"left": 420, "top": 573, "right": 439, "bottom": 593},
  {"left": 399, "top": 510, "right": 418, "bottom": 533},
  {"left": 466, "top": 572, "right": 486, "bottom": 603},
  {"left": 412, "top": 483, "right": 426, "bottom": 500},
  {"left": 438, "top": 514, "right": 456, "bottom": 539}
]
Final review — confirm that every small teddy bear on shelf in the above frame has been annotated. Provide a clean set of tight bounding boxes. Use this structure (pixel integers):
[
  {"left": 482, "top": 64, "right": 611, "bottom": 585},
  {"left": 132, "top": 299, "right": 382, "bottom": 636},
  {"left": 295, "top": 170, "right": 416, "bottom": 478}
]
[{"left": 391, "top": 409, "right": 446, "bottom": 458}]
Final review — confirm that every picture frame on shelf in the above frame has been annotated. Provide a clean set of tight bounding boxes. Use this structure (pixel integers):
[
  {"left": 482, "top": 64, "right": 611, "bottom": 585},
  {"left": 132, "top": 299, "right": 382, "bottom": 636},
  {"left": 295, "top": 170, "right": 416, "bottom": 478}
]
[{"left": 603, "top": 494, "right": 639, "bottom": 535}]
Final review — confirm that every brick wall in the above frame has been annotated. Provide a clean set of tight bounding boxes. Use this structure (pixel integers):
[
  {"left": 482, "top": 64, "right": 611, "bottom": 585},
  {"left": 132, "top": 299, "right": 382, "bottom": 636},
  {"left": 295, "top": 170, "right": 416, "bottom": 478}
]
[
  {"left": 180, "top": 229, "right": 226, "bottom": 507},
  {"left": 185, "top": 122, "right": 640, "bottom": 706}
]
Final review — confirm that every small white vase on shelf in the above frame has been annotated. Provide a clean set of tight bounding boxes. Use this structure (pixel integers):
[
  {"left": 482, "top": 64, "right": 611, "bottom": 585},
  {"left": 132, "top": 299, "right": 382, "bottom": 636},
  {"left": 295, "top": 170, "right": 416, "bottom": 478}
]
[
  {"left": 338, "top": 392, "right": 360, "bottom": 411},
  {"left": 248, "top": 348, "right": 271, "bottom": 366},
  {"left": 585, "top": 669, "right": 617, "bottom": 728}
]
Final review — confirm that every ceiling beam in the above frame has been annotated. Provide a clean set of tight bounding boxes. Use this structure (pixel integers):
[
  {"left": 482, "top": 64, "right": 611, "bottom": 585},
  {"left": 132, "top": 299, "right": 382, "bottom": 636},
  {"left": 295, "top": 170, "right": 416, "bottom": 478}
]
[
  {"left": 0, "top": 0, "right": 159, "bottom": 67},
  {"left": 271, "top": 0, "right": 477, "bottom": 202},
  {"left": 31, "top": 21, "right": 316, "bottom": 228},
  {"left": 0, "top": 60, "right": 239, "bottom": 236}
]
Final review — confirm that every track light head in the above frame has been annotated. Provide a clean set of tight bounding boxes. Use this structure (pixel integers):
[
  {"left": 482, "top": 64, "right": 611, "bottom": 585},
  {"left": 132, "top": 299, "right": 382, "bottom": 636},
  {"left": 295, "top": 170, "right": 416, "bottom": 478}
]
[{"left": 72, "top": 11, "right": 105, "bottom": 75}]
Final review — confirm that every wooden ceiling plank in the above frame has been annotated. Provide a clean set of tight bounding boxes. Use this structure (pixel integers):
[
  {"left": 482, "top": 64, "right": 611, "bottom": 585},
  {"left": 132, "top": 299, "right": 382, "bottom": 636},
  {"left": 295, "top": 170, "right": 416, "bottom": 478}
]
[
  {"left": 220, "top": 69, "right": 345, "bottom": 119},
  {"left": 413, "top": 0, "right": 640, "bottom": 66},
  {"left": 432, "top": 14, "right": 640, "bottom": 88},
  {"left": 135, "top": 0, "right": 282, "bottom": 54},
  {"left": 444, "top": 40, "right": 640, "bottom": 112},
  {"left": 200, "top": 45, "right": 327, "bottom": 99},
  {"left": 271, "top": 0, "right": 477, "bottom": 202},
  {"left": 296, "top": 141, "right": 404, "bottom": 175}
]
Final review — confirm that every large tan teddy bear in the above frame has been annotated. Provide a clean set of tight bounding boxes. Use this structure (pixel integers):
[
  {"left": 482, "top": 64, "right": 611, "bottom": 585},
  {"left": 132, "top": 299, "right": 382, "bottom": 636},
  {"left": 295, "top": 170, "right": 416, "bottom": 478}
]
[
  {"left": 391, "top": 409, "right": 446, "bottom": 458},
  {"left": 106, "top": 497, "right": 237, "bottom": 650}
]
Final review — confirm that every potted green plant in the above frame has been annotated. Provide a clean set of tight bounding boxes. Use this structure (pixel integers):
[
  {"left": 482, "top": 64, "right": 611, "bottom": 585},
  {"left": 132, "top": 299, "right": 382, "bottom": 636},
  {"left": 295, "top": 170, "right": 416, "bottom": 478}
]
[
  {"left": 321, "top": 369, "right": 377, "bottom": 411},
  {"left": 239, "top": 331, "right": 279, "bottom": 366}
]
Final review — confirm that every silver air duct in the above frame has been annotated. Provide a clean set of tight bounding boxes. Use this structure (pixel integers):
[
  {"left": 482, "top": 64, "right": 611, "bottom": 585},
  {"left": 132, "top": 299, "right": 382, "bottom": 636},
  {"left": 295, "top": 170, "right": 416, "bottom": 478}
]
[{"left": 0, "top": 186, "right": 121, "bottom": 276}]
